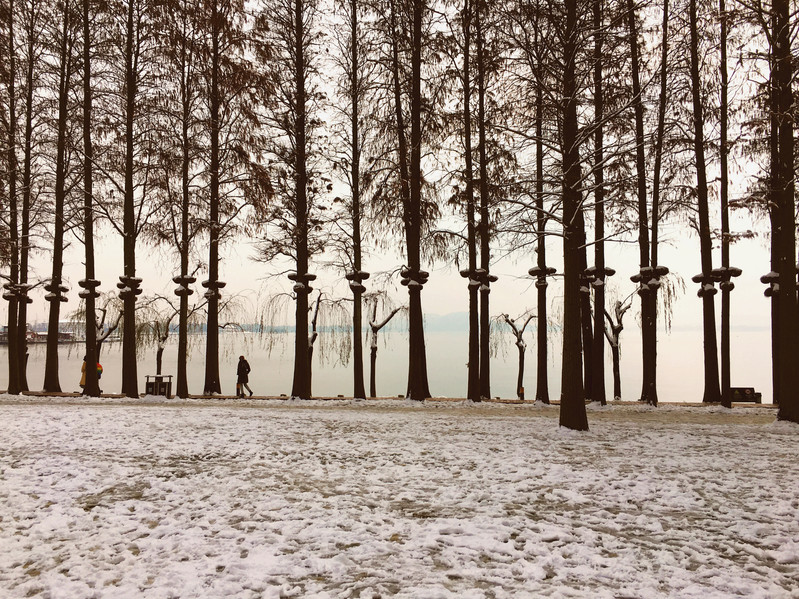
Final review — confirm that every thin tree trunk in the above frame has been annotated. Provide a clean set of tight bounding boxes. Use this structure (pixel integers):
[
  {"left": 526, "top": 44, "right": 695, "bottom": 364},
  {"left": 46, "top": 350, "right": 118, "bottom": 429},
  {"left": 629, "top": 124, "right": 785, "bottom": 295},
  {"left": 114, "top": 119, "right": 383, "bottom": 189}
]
[
  {"left": 461, "top": 0, "right": 480, "bottom": 402},
  {"left": 476, "top": 0, "right": 491, "bottom": 400},
  {"left": 406, "top": 0, "right": 431, "bottom": 401},
  {"left": 368, "top": 303, "right": 401, "bottom": 398},
  {"left": 688, "top": 0, "right": 721, "bottom": 403},
  {"left": 591, "top": 0, "right": 606, "bottom": 405},
  {"left": 44, "top": 3, "right": 72, "bottom": 393},
  {"left": 5, "top": 0, "right": 21, "bottom": 395},
  {"left": 176, "top": 8, "right": 192, "bottom": 398},
  {"left": 369, "top": 301, "right": 378, "bottom": 398},
  {"left": 349, "top": 0, "right": 366, "bottom": 400},
  {"left": 121, "top": 0, "right": 139, "bottom": 398},
  {"left": 203, "top": 0, "right": 222, "bottom": 395},
  {"left": 719, "top": 0, "right": 732, "bottom": 409},
  {"left": 649, "top": 0, "right": 669, "bottom": 407},
  {"left": 82, "top": 0, "right": 100, "bottom": 397},
  {"left": 534, "top": 36, "right": 549, "bottom": 405},
  {"left": 17, "top": 4, "right": 36, "bottom": 392},
  {"left": 768, "top": 4, "right": 780, "bottom": 406},
  {"left": 577, "top": 208, "right": 592, "bottom": 401}
]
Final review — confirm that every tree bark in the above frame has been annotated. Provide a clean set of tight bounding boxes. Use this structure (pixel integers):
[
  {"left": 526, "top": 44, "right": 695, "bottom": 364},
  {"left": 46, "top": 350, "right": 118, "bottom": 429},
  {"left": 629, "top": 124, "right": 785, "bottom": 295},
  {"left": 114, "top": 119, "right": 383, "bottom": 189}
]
[
  {"left": 591, "top": 0, "right": 606, "bottom": 405},
  {"left": 203, "top": 0, "right": 222, "bottom": 395},
  {"left": 559, "top": 0, "right": 588, "bottom": 430},
  {"left": 719, "top": 0, "right": 732, "bottom": 409},
  {"left": 534, "top": 19, "right": 549, "bottom": 405},
  {"left": 82, "top": 0, "right": 100, "bottom": 397},
  {"left": 17, "top": 3, "right": 37, "bottom": 392},
  {"left": 368, "top": 303, "right": 401, "bottom": 398},
  {"left": 176, "top": 5, "right": 192, "bottom": 399},
  {"left": 349, "top": 0, "right": 366, "bottom": 400},
  {"left": 773, "top": 0, "right": 799, "bottom": 422},
  {"left": 5, "top": 0, "right": 21, "bottom": 395},
  {"left": 688, "top": 0, "right": 721, "bottom": 403},
  {"left": 611, "top": 343, "right": 621, "bottom": 399},
  {"left": 649, "top": 0, "right": 670, "bottom": 407},
  {"left": 462, "top": 0, "right": 480, "bottom": 402},
  {"left": 44, "top": 3, "right": 72, "bottom": 393},
  {"left": 121, "top": 0, "right": 139, "bottom": 398},
  {"left": 577, "top": 208, "right": 592, "bottom": 401},
  {"left": 405, "top": 0, "right": 431, "bottom": 401},
  {"left": 628, "top": 0, "right": 657, "bottom": 406},
  {"left": 475, "top": 0, "right": 490, "bottom": 400},
  {"left": 290, "top": 0, "right": 311, "bottom": 399},
  {"left": 768, "top": 4, "right": 780, "bottom": 407}
]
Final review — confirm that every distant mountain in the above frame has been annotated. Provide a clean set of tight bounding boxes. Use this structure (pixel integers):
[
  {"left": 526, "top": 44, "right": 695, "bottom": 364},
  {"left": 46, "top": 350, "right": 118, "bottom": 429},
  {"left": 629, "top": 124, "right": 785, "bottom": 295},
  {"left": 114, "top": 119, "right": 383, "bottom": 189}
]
[{"left": 423, "top": 312, "right": 467, "bottom": 332}]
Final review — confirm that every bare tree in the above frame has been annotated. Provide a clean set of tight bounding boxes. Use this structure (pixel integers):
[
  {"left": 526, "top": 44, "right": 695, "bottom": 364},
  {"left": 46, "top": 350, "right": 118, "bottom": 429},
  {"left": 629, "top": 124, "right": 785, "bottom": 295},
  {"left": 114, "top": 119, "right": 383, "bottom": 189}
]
[
  {"left": 366, "top": 291, "right": 403, "bottom": 398},
  {"left": 603, "top": 295, "right": 632, "bottom": 400},
  {"left": 499, "top": 310, "right": 534, "bottom": 400}
]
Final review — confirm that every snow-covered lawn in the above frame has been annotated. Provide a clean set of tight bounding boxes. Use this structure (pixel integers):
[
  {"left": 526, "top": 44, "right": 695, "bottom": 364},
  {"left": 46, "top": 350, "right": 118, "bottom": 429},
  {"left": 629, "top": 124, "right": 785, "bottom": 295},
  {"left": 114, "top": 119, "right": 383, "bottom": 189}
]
[{"left": 1, "top": 397, "right": 797, "bottom": 599}]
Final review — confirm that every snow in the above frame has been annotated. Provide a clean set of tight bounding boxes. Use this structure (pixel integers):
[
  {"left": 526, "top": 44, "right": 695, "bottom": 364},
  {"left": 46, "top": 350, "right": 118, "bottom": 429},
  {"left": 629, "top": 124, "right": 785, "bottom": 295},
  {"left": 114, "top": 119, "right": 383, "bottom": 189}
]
[{"left": 1, "top": 397, "right": 798, "bottom": 598}]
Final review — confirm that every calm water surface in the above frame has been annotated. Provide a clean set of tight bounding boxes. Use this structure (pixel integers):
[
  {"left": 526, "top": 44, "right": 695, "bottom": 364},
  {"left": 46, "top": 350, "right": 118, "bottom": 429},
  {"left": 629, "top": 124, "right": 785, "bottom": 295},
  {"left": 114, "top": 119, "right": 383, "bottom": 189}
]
[{"left": 0, "top": 328, "right": 774, "bottom": 402}]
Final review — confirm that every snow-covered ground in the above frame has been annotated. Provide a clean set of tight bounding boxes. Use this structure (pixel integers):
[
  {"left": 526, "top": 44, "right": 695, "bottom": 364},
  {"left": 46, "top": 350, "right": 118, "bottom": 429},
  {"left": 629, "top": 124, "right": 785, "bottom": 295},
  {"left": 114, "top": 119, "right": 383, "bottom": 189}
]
[{"left": 1, "top": 397, "right": 797, "bottom": 599}]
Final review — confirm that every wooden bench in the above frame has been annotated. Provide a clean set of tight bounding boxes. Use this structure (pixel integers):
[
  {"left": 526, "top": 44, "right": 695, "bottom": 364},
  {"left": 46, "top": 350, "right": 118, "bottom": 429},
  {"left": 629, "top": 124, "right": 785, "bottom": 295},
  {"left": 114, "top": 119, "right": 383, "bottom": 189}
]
[{"left": 731, "top": 387, "right": 762, "bottom": 403}]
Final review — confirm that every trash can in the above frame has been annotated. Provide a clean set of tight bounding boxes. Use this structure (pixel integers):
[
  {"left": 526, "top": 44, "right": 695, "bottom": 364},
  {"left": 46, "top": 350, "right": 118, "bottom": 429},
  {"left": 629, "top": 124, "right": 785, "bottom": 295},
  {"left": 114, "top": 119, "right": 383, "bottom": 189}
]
[{"left": 145, "top": 375, "right": 173, "bottom": 398}]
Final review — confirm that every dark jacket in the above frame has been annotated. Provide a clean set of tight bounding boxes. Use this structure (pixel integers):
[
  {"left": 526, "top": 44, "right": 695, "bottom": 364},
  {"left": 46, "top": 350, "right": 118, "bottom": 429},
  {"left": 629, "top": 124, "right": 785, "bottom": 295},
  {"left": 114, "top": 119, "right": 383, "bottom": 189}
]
[{"left": 237, "top": 359, "right": 251, "bottom": 384}]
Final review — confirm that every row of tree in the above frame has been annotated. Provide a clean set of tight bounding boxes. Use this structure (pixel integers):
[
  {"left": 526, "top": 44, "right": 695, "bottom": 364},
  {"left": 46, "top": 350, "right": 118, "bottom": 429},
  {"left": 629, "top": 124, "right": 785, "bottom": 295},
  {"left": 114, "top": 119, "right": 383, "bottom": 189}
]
[{"left": 1, "top": 0, "right": 797, "bottom": 428}]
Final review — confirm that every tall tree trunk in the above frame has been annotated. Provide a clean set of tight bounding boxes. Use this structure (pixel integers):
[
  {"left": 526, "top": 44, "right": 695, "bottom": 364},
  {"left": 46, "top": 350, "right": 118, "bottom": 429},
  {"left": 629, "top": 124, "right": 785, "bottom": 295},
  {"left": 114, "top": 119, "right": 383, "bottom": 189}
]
[
  {"left": 628, "top": 0, "right": 657, "bottom": 405},
  {"left": 688, "top": 0, "right": 721, "bottom": 403},
  {"left": 121, "top": 0, "right": 139, "bottom": 398},
  {"left": 290, "top": 0, "right": 311, "bottom": 399},
  {"left": 405, "top": 0, "right": 431, "bottom": 401},
  {"left": 559, "top": 0, "right": 588, "bottom": 430},
  {"left": 203, "top": 0, "right": 222, "bottom": 395},
  {"left": 476, "top": 0, "right": 491, "bottom": 400},
  {"left": 768, "top": 5, "right": 780, "bottom": 406},
  {"left": 388, "top": 0, "right": 417, "bottom": 397},
  {"left": 349, "top": 0, "right": 367, "bottom": 400},
  {"left": 649, "top": 0, "right": 670, "bottom": 407},
  {"left": 773, "top": 0, "right": 799, "bottom": 422},
  {"left": 577, "top": 208, "right": 592, "bottom": 401},
  {"left": 5, "top": 0, "right": 21, "bottom": 395},
  {"left": 44, "top": 3, "right": 72, "bottom": 393},
  {"left": 176, "top": 10, "right": 192, "bottom": 398},
  {"left": 719, "top": 0, "right": 732, "bottom": 409},
  {"left": 461, "top": 0, "right": 480, "bottom": 402},
  {"left": 81, "top": 0, "right": 100, "bottom": 397},
  {"left": 534, "top": 36, "right": 550, "bottom": 405},
  {"left": 591, "top": 0, "right": 606, "bottom": 405},
  {"left": 17, "top": 4, "right": 36, "bottom": 392}
]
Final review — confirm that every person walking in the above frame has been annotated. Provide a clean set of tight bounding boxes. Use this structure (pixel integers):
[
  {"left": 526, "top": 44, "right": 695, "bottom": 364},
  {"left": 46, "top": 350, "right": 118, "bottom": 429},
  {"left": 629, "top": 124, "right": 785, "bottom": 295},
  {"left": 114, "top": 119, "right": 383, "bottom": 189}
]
[
  {"left": 80, "top": 356, "right": 103, "bottom": 394},
  {"left": 236, "top": 355, "right": 253, "bottom": 397}
]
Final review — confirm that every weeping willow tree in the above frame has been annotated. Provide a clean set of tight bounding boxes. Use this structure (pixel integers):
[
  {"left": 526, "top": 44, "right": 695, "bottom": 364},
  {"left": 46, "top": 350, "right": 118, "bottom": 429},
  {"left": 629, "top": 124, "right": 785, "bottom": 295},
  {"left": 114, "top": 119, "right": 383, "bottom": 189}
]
[
  {"left": 257, "top": 288, "right": 353, "bottom": 397},
  {"left": 135, "top": 294, "right": 210, "bottom": 384}
]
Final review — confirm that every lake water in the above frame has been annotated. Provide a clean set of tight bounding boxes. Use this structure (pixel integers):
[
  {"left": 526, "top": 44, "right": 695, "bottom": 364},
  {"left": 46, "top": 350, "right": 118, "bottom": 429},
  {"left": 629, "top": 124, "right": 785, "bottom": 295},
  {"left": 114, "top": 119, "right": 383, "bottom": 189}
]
[{"left": 0, "top": 325, "right": 775, "bottom": 403}]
